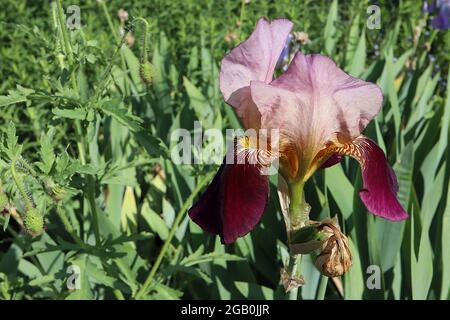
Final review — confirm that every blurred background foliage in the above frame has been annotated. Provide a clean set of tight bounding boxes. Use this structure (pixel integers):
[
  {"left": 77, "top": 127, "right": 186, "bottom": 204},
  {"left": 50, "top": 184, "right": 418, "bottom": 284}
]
[{"left": 0, "top": 0, "right": 449, "bottom": 299}]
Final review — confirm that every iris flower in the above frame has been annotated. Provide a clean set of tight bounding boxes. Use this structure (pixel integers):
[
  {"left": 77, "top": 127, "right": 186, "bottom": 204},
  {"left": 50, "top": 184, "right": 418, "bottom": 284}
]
[
  {"left": 424, "top": 0, "right": 450, "bottom": 30},
  {"left": 189, "top": 18, "right": 407, "bottom": 245}
]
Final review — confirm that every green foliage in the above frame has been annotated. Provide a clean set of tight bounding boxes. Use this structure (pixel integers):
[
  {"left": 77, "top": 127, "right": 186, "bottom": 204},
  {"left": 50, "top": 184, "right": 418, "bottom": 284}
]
[{"left": 0, "top": 0, "right": 449, "bottom": 300}]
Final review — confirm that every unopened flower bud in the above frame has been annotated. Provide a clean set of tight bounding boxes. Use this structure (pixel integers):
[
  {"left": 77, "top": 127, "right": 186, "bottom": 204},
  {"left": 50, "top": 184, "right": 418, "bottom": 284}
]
[
  {"left": 43, "top": 177, "right": 67, "bottom": 202},
  {"left": 137, "top": 18, "right": 153, "bottom": 85},
  {"left": 140, "top": 60, "right": 156, "bottom": 85},
  {"left": 224, "top": 29, "right": 238, "bottom": 45},
  {"left": 51, "top": 185, "right": 67, "bottom": 202},
  {"left": 293, "top": 31, "right": 311, "bottom": 45},
  {"left": 126, "top": 33, "right": 135, "bottom": 47},
  {"left": 314, "top": 219, "right": 352, "bottom": 278},
  {"left": 23, "top": 208, "right": 44, "bottom": 237},
  {"left": 118, "top": 9, "right": 129, "bottom": 23}
]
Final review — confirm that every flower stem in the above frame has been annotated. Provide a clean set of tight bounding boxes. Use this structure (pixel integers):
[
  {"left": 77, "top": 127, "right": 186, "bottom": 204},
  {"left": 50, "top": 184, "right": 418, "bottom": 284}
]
[
  {"left": 10, "top": 159, "right": 33, "bottom": 211},
  {"left": 55, "top": 0, "right": 102, "bottom": 245},
  {"left": 56, "top": 205, "right": 84, "bottom": 246},
  {"left": 56, "top": 0, "right": 74, "bottom": 64},
  {"left": 113, "top": 289, "right": 125, "bottom": 300},
  {"left": 289, "top": 181, "right": 310, "bottom": 231},
  {"left": 99, "top": 0, "right": 130, "bottom": 96},
  {"left": 237, "top": 0, "right": 247, "bottom": 41},
  {"left": 316, "top": 275, "right": 328, "bottom": 300},
  {"left": 86, "top": 177, "right": 101, "bottom": 245},
  {"left": 133, "top": 171, "right": 215, "bottom": 300},
  {"left": 284, "top": 180, "right": 311, "bottom": 298},
  {"left": 17, "top": 157, "right": 37, "bottom": 177},
  {"left": 100, "top": 1, "right": 119, "bottom": 42},
  {"left": 287, "top": 254, "right": 302, "bottom": 300}
]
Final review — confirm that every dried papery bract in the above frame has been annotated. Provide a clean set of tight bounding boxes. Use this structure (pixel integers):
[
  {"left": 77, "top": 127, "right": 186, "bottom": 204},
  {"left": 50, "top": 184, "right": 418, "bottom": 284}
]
[
  {"left": 314, "top": 219, "right": 352, "bottom": 278},
  {"left": 285, "top": 217, "right": 352, "bottom": 288},
  {"left": 281, "top": 267, "right": 305, "bottom": 292}
]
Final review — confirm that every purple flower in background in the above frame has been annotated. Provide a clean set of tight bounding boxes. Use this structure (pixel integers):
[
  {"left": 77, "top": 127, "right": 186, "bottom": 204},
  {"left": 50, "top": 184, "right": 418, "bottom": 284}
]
[
  {"left": 424, "top": 0, "right": 450, "bottom": 30},
  {"left": 423, "top": 0, "right": 436, "bottom": 13},
  {"left": 276, "top": 34, "right": 293, "bottom": 71},
  {"left": 431, "top": 4, "right": 450, "bottom": 29}
]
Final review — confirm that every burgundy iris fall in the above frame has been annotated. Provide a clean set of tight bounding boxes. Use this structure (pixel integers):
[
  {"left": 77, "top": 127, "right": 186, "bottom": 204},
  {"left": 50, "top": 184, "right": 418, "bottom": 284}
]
[{"left": 188, "top": 18, "right": 407, "bottom": 289}]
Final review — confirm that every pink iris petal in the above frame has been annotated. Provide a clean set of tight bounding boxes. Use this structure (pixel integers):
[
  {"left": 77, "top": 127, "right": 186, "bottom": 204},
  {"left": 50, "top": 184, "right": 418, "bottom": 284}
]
[
  {"left": 250, "top": 53, "right": 383, "bottom": 176},
  {"left": 188, "top": 159, "right": 269, "bottom": 244},
  {"left": 270, "top": 53, "right": 384, "bottom": 142},
  {"left": 351, "top": 137, "right": 408, "bottom": 221},
  {"left": 220, "top": 18, "right": 293, "bottom": 128}
]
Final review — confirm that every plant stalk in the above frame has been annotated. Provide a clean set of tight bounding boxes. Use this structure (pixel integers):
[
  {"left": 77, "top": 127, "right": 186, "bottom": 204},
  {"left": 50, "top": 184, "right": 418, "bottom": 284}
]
[
  {"left": 11, "top": 159, "right": 33, "bottom": 211},
  {"left": 285, "top": 180, "right": 310, "bottom": 299},
  {"left": 56, "top": 205, "right": 84, "bottom": 246}
]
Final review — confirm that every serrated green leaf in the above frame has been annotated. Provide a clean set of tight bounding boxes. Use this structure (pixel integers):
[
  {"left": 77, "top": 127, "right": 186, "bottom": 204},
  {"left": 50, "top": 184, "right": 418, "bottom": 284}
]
[
  {"left": 0, "top": 86, "right": 34, "bottom": 107},
  {"left": 100, "top": 100, "right": 142, "bottom": 132},
  {"left": 52, "top": 107, "right": 87, "bottom": 120}
]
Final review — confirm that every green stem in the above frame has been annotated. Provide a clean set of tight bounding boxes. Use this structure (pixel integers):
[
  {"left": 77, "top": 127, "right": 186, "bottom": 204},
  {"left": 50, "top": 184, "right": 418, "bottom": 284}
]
[
  {"left": 100, "top": 1, "right": 119, "bottom": 42},
  {"left": 316, "top": 275, "right": 328, "bottom": 300},
  {"left": 133, "top": 17, "right": 150, "bottom": 62},
  {"left": 55, "top": 0, "right": 78, "bottom": 96},
  {"left": 75, "top": 122, "right": 86, "bottom": 164},
  {"left": 55, "top": 0, "right": 83, "bottom": 149},
  {"left": 91, "top": 31, "right": 129, "bottom": 102},
  {"left": 133, "top": 171, "right": 215, "bottom": 300},
  {"left": 237, "top": 0, "right": 246, "bottom": 41},
  {"left": 56, "top": 206, "right": 84, "bottom": 246},
  {"left": 55, "top": 2, "right": 100, "bottom": 245},
  {"left": 18, "top": 157, "right": 38, "bottom": 177},
  {"left": 285, "top": 180, "right": 310, "bottom": 299},
  {"left": 287, "top": 254, "right": 302, "bottom": 300},
  {"left": 289, "top": 181, "right": 310, "bottom": 231},
  {"left": 86, "top": 177, "right": 101, "bottom": 245},
  {"left": 99, "top": 1, "right": 130, "bottom": 96},
  {"left": 113, "top": 289, "right": 125, "bottom": 300},
  {"left": 11, "top": 159, "right": 33, "bottom": 211},
  {"left": 56, "top": 0, "right": 74, "bottom": 64}
]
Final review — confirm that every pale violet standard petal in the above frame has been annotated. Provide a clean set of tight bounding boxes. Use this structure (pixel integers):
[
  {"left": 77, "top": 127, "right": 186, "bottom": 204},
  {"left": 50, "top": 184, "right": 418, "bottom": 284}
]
[
  {"left": 249, "top": 53, "right": 383, "bottom": 178},
  {"left": 271, "top": 53, "right": 383, "bottom": 141},
  {"left": 219, "top": 18, "right": 293, "bottom": 128}
]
